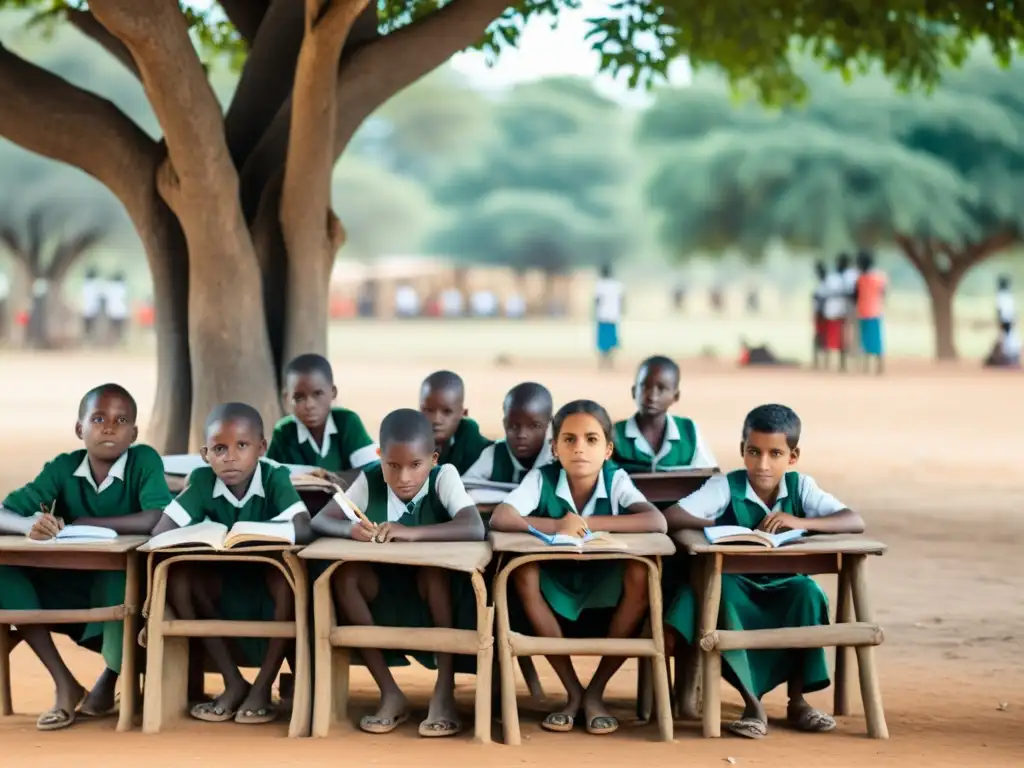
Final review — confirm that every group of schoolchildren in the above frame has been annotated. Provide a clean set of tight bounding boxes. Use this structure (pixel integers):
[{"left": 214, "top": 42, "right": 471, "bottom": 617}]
[
  {"left": 813, "top": 251, "right": 887, "bottom": 374},
  {"left": 0, "top": 352, "right": 866, "bottom": 742}
]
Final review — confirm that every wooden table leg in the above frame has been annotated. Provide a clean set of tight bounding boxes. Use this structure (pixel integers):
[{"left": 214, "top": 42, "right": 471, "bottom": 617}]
[
  {"left": 0, "top": 623, "right": 12, "bottom": 716},
  {"left": 117, "top": 552, "right": 140, "bottom": 732},
  {"left": 700, "top": 554, "right": 723, "bottom": 738},
  {"left": 471, "top": 572, "right": 494, "bottom": 744},
  {"left": 648, "top": 557, "right": 674, "bottom": 743},
  {"left": 494, "top": 563, "right": 521, "bottom": 746},
  {"left": 833, "top": 558, "right": 853, "bottom": 717},
  {"left": 678, "top": 554, "right": 705, "bottom": 719},
  {"left": 848, "top": 555, "right": 888, "bottom": 739},
  {"left": 312, "top": 566, "right": 336, "bottom": 738},
  {"left": 285, "top": 553, "right": 311, "bottom": 738},
  {"left": 636, "top": 618, "right": 653, "bottom": 722}
]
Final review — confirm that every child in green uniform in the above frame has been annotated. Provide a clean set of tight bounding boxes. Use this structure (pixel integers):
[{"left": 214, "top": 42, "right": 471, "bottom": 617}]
[
  {"left": 663, "top": 404, "right": 865, "bottom": 739},
  {"left": 266, "top": 353, "right": 378, "bottom": 486},
  {"left": 612, "top": 355, "right": 717, "bottom": 472},
  {"left": 0, "top": 383, "right": 172, "bottom": 731},
  {"left": 490, "top": 400, "right": 666, "bottom": 736},
  {"left": 150, "top": 402, "right": 313, "bottom": 725},
  {"left": 463, "top": 382, "right": 554, "bottom": 484},
  {"left": 311, "top": 408, "right": 485, "bottom": 738},
  {"left": 419, "top": 370, "right": 492, "bottom": 474}
]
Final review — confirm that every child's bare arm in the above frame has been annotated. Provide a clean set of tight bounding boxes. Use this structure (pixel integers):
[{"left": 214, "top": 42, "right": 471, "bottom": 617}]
[
  {"left": 0, "top": 508, "right": 34, "bottom": 535},
  {"left": 310, "top": 498, "right": 369, "bottom": 540},
  {"left": 391, "top": 507, "right": 485, "bottom": 543},
  {"left": 292, "top": 512, "right": 314, "bottom": 545},
  {"left": 586, "top": 502, "right": 668, "bottom": 534},
  {"left": 762, "top": 507, "right": 864, "bottom": 535},
  {"left": 488, "top": 503, "right": 562, "bottom": 534},
  {"left": 70, "top": 509, "right": 163, "bottom": 535},
  {"left": 663, "top": 474, "right": 730, "bottom": 531},
  {"left": 663, "top": 503, "right": 716, "bottom": 531},
  {"left": 150, "top": 513, "right": 179, "bottom": 536}
]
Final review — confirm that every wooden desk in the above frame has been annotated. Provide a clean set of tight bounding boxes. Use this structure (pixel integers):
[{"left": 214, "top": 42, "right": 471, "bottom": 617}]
[
  {"left": 673, "top": 530, "right": 889, "bottom": 739},
  {"left": 138, "top": 544, "right": 310, "bottom": 737},
  {"left": 630, "top": 469, "right": 718, "bottom": 505},
  {"left": 489, "top": 532, "right": 676, "bottom": 745},
  {"left": 0, "top": 534, "right": 147, "bottom": 732},
  {"left": 300, "top": 539, "right": 495, "bottom": 742}
]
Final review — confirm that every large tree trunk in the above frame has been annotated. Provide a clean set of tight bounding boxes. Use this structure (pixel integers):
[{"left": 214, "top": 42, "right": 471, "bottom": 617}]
[{"left": 923, "top": 271, "right": 959, "bottom": 361}]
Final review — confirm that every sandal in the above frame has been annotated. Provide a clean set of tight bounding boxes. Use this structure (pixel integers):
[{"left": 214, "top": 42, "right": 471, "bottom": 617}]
[
  {"left": 190, "top": 701, "right": 239, "bottom": 723},
  {"left": 79, "top": 692, "right": 120, "bottom": 718},
  {"left": 586, "top": 714, "right": 619, "bottom": 735},
  {"left": 728, "top": 717, "right": 768, "bottom": 739},
  {"left": 359, "top": 711, "right": 409, "bottom": 734},
  {"left": 789, "top": 707, "right": 836, "bottom": 733},
  {"left": 37, "top": 690, "right": 87, "bottom": 731},
  {"left": 540, "top": 712, "right": 575, "bottom": 733},
  {"left": 235, "top": 705, "right": 278, "bottom": 725},
  {"left": 418, "top": 718, "right": 462, "bottom": 738}
]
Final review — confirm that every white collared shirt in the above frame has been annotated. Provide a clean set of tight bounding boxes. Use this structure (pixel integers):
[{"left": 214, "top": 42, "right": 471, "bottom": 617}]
[
  {"left": 73, "top": 451, "right": 128, "bottom": 494},
  {"left": 997, "top": 289, "right": 1016, "bottom": 324},
  {"left": 463, "top": 429, "right": 555, "bottom": 484},
  {"left": 295, "top": 414, "right": 338, "bottom": 459},
  {"left": 503, "top": 465, "right": 646, "bottom": 517},
  {"left": 337, "top": 464, "right": 474, "bottom": 523},
  {"left": 622, "top": 415, "right": 717, "bottom": 470},
  {"left": 678, "top": 472, "right": 846, "bottom": 520}
]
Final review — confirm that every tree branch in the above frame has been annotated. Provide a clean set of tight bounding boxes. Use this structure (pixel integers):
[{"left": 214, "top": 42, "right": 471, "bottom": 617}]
[
  {"left": 65, "top": 8, "right": 140, "bottom": 79},
  {"left": 219, "top": 0, "right": 271, "bottom": 44},
  {"left": 48, "top": 229, "right": 105, "bottom": 282}
]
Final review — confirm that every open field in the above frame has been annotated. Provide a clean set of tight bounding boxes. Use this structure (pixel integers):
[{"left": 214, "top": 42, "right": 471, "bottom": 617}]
[{"left": 1, "top": 317, "right": 1021, "bottom": 766}]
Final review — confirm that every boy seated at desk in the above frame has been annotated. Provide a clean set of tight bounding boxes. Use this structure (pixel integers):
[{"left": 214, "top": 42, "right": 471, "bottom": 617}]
[
  {"left": 0, "top": 383, "right": 172, "bottom": 731},
  {"left": 463, "top": 381, "right": 554, "bottom": 484},
  {"left": 662, "top": 403, "right": 864, "bottom": 739},
  {"left": 266, "top": 353, "right": 379, "bottom": 486},
  {"left": 419, "top": 370, "right": 492, "bottom": 474},
  {"left": 612, "top": 355, "right": 717, "bottom": 472},
  {"left": 151, "top": 402, "right": 313, "bottom": 725},
  {"left": 489, "top": 400, "right": 666, "bottom": 736},
  {"left": 311, "top": 408, "right": 485, "bottom": 738}
]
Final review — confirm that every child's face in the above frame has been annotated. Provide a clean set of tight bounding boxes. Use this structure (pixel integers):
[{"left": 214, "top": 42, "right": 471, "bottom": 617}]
[
  {"left": 419, "top": 386, "right": 466, "bottom": 445},
  {"left": 284, "top": 371, "right": 336, "bottom": 430},
  {"left": 76, "top": 392, "right": 138, "bottom": 462},
  {"left": 503, "top": 403, "right": 550, "bottom": 461},
  {"left": 741, "top": 430, "right": 799, "bottom": 494},
  {"left": 553, "top": 413, "right": 613, "bottom": 480},
  {"left": 380, "top": 440, "right": 438, "bottom": 502},
  {"left": 201, "top": 418, "right": 266, "bottom": 488},
  {"left": 632, "top": 363, "right": 679, "bottom": 418}
]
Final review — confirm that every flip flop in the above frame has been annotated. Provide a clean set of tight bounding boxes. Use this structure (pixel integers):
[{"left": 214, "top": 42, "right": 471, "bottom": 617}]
[
  {"left": 37, "top": 690, "right": 87, "bottom": 731},
  {"left": 585, "top": 715, "right": 619, "bottom": 735},
  {"left": 79, "top": 692, "right": 120, "bottom": 718},
  {"left": 789, "top": 707, "right": 836, "bottom": 733},
  {"left": 235, "top": 705, "right": 278, "bottom": 725},
  {"left": 190, "top": 701, "right": 239, "bottom": 723},
  {"left": 359, "top": 712, "right": 409, "bottom": 734},
  {"left": 418, "top": 718, "right": 462, "bottom": 738},
  {"left": 728, "top": 717, "right": 768, "bottom": 739},
  {"left": 540, "top": 712, "right": 575, "bottom": 733}
]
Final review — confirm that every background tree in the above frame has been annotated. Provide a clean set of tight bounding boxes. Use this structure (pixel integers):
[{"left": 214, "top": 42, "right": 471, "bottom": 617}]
[{"left": 1, "top": 1, "right": 1021, "bottom": 448}]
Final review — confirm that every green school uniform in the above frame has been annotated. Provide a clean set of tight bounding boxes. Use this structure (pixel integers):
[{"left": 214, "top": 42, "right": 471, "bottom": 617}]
[
  {"left": 664, "top": 470, "right": 831, "bottom": 699},
  {"left": 0, "top": 445, "right": 172, "bottom": 672},
  {"left": 612, "top": 415, "right": 697, "bottom": 472},
  {"left": 438, "top": 418, "right": 492, "bottom": 475},
  {"left": 266, "top": 407, "right": 377, "bottom": 471},
  {"left": 164, "top": 459, "right": 308, "bottom": 666}
]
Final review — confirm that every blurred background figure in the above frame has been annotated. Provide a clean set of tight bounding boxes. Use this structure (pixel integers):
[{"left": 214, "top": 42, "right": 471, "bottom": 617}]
[
  {"left": 820, "top": 260, "right": 848, "bottom": 371},
  {"left": 855, "top": 251, "right": 888, "bottom": 374},
  {"left": 440, "top": 285, "right": 464, "bottom": 317},
  {"left": 0, "top": 265, "right": 9, "bottom": 343},
  {"left": 504, "top": 291, "right": 526, "bottom": 319},
  {"left": 470, "top": 287, "right": 498, "bottom": 317},
  {"left": 837, "top": 253, "right": 860, "bottom": 364},
  {"left": 80, "top": 267, "right": 103, "bottom": 344},
  {"left": 394, "top": 282, "right": 420, "bottom": 318},
  {"left": 104, "top": 271, "right": 129, "bottom": 346},
  {"left": 594, "top": 262, "right": 624, "bottom": 370},
  {"left": 812, "top": 260, "right": 828, "bottom": 369},
  {"left": 996, "top": 275, "right": 1016, "bottom": 328}
]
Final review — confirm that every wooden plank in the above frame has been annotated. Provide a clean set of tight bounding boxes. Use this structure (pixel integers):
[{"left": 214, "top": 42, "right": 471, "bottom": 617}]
[
  {"left": 139, "top": 542, "right": 300, "bottom": 554},
  {"left": 723, "top": 553, "right": 839, "bottom": 575},
  {"left": 489, "top": 531, "right": 675, "bottom": 557},
  {"left": 299, "top": 539, "right": 492, "bottom": 573},
  {"left": 507, "top": 632, "right": 658, "bottom": 658},
  {"left": 674, "top": 530, "right": 887, "bottom": 556},
  {"left": 700, "top": 622, "right": 883, "bottom": 651},
  {"left": 631, "top": 470, "right": 717, "bottom": 503},
  {"left": 161, "top": 619, "right": 297, "bottom": 639},
  {"left": 0, "top": 606, "right": 127, "bottom": 625},
  {"left": 329, "top": 626, "right": 481, "bottom": 655},
  {"left": 0, "top": 534, "right": 147, "bottom": 554}
]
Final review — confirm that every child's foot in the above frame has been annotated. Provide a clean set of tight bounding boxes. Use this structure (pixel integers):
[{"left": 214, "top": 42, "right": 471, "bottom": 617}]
[
  {"left": 540, "top": 692, "right": 582, "bottom": 733},
  {"left": 787, "top": 700, "right": 836, "bottom": 733},
  {"left": 234, "top": 685, "right": 279, "bottom": 725},
  {"left": 359, "top": 690, "right": 409, "bottom": 734},
  {"left": 582, "top": 694, "right": 618, "bottom": 735},
  {"left": 37, "top": 681, "right": 87, "bottom": 731},
  {"left": 728, "top": 702, "right": 768, "bottom": 739},
  {"left": 190, "top": 681, "right": 250, "bottom": 723},
  {"left": 80, "top": 668, "right": 119, "bottom": 717},
  {"left": 419, "top": 689, "right": 461, "bottom": 738}
]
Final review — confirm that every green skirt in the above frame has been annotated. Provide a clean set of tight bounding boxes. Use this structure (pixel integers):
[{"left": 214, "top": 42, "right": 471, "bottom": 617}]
[
  {"left": 665, "top": 573, "right": 831, "bottom": 699},
  {"left": 0, "top": 565, "right": 127, "bottom": 672},
  {"left": 539, "top": 561, "right": 625, "bottom": 623},
  {"left": 217, "top": 564, "right": 278, "bottom": 668}
]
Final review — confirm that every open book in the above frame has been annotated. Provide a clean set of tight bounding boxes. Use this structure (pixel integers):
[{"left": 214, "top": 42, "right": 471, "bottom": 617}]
[
  {"left": 526, "top": 526, "right": 626, "bottom": 549},
  {"left": 31, "top": 525, "right": 118, "bottom": 543},
  {"left": 145, "top": 520, "right": 295, "bottom": 551},
  {"left": 704, "top": 525, "right": 805, "bottom": 548}
]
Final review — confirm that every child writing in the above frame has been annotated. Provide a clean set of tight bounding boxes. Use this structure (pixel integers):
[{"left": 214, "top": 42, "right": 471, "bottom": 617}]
[
  {"left": 463, "top": 381, "right": 554, "bottom": 484},
  {"left": 419, "top": 370, "right": 492, "bottom": 474},
  {"left": 266, "top": 353, "right": 378, "bottom": 485},
  {"left": 489, "top": 400, "right": 666, "bottom": 736},
  {"left": 311, "top": 408, "right": 485, "bottom": 738},
  {"left": 150, "top": 402, "right": 313, "bottom": 725},
  {"left": 0, "top": 383, "right": 172, "bottom": 731},
  {"left": 612, "top": 355, "right": 717, "bottom": 472},
  {"left": 662, "top": 404, "right": 864, "bottom": 739}
]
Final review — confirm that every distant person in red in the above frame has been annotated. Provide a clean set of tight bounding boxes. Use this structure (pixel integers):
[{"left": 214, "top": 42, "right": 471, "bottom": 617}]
[
  {"left": 819, "top": 259, "right": 848, "bottom": 371},
  {"left": 811, "top": 261, "right": 828, "bottom": 369}
]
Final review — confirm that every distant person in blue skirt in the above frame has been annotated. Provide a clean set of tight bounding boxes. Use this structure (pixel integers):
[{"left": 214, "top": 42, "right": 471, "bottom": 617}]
[{"left": 594, "top": 264, "right": 624, "bottom": 370}]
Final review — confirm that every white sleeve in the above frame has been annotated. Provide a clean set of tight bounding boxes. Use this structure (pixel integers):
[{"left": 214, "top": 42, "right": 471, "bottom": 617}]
[
  {"left": 162, "top": 499, "right": 192, "bottom": 528},
  {"left": 610, "top": 469, "right": 647, "bottom": 512},
  {"left": 798, "top": 475, "right": 847, "bottom": 519},
  {"left": 435, "top": 464, "right": 476, "bottom": 518},
  {"left": 689, "top": 424, "right": 718, "bottom": 469},
  {"left": 348, "top": 444, "right": 380, "bottom": 470},
  {"left": 501, "top": 468, "right": 544, "bottom": 517},
  {"left": 461, "top": 444, "right": 496, "bottom": 482},
  {"left": 331, "top": 472, "right": 369, "bottom": 522},
  {"left": 677, "top": 474, "right": 731, "bottom": 520}
]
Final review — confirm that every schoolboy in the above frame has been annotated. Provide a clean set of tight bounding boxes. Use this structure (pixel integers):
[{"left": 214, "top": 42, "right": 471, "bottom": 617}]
[
  {"left": 418, "top": 370, "right": 492, "bottom": 474},
  {"left": 463, "top": 382, "right": 554, "bottom": 483},
  {"left": 0, "top": 383, "right": 172, "bottom": 730}
]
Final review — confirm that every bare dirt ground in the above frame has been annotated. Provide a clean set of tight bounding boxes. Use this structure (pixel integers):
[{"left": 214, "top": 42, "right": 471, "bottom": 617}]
[{"left": 1, "top": 345, "right": 1022, "bottom": 766}]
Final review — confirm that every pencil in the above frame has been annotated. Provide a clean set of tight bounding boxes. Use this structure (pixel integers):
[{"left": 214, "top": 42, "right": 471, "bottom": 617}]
[{"left": 333, "top": 488, "right": 374, "bottom": 528}]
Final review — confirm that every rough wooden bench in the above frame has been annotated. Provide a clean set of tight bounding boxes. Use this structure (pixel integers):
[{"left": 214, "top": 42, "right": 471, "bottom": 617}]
[
  {"left": 300, "top": 538, "right": 494, "bottom": 742},
  {"left": 673, "top": 530, "right": 889, "bottom": 738},
  {"left": 490, "top": 531, "right": 676, "bottom": 745},
  {"left": 138, "top": 543, "right": 311, "bottom": 737},
  {"left": 0, "top": 534, "right": 147, "bottom": 732}
]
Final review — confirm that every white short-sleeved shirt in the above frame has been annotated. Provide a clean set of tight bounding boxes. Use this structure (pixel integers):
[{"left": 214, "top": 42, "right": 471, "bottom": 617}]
[
  {"left": 505, "top": 294, "right": 526, "bottom": 318},
  {"left": 821, "top": 272, "right": 848, "bottom": 320},
  {"left": 440, "top": 288, "right": 464, "bottom": 316},
  {"left": 333, "top": 463, "right": 474, "bottom": 524},
  {"left": 502, "top": 465, "right": 647, "bottom": 517},
  {"left": 104, "top": 280, "right": 129, "bottom": 320},
  {"left": 842, "top": 267, "right": 860, "bottom": 298},
  {"left": 463, "top": 434, "right": 555, "bottom": 484},
  {"left": 0, "top": 272, "right": 9, "bottom": 301},
  {"left": 395, "top": 286, "right": 420, "bottom": 315},
  {"left": 620, "top": 415, "right": 717, "bottom": 470},
  {"left": 678, "top": 472, "right": 846, "bottom": 521},
  {"left": 1002, "top": 326, "right": 1021, "bottom": 358},
  {"left": 81, "top": 278, "right": 103, "bottom": 318},
  {"left": 997, "top": 289, "right": 1016, "bottom": 325},
  {"left": 594, "top": 278, "right": 624, "bottom": 323}
]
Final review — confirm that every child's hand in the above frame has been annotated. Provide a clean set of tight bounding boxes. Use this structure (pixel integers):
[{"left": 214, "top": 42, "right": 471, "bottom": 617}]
[
  {"left": 758, "top": 512, "right": 801, "bottom": 534},
  {"left": 557, "top": 513, "right": 589, "bottom": 539},
  {"left": 28, "top": 513, "right": 64, "bottom": 541},
  {"left": 352, "top": 519, "right": 377, "bottom": 543},
  {"left": 312, "top": 468, "right": 348, "bottom": 490},
  {"left": 372, "top": 522, "right": 407, "bottom": 543}
]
